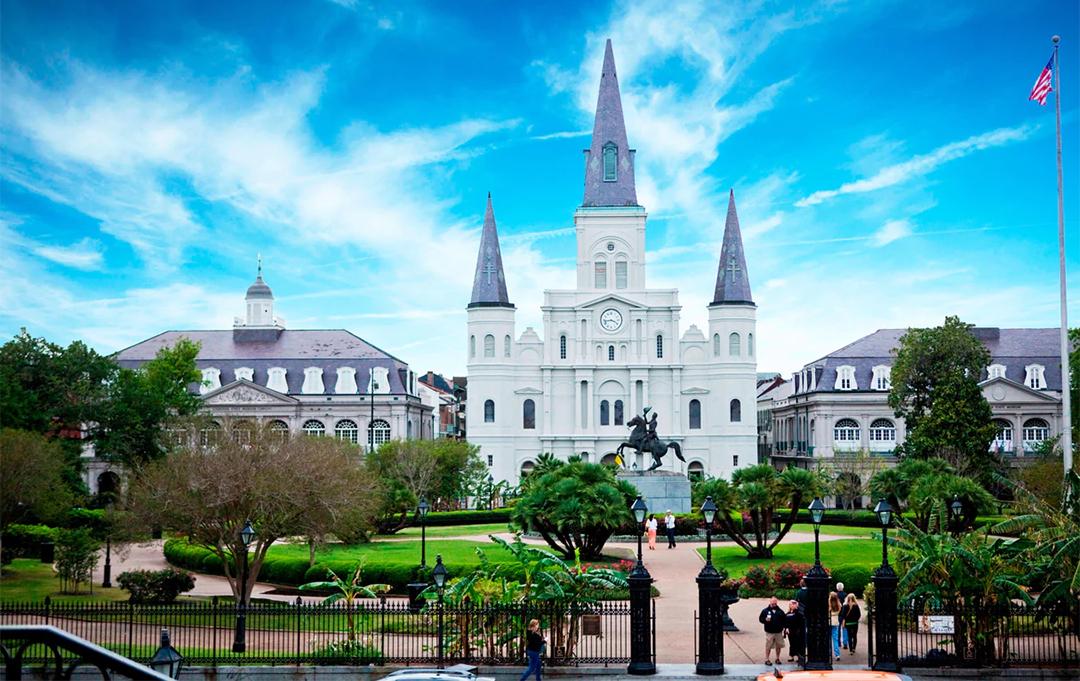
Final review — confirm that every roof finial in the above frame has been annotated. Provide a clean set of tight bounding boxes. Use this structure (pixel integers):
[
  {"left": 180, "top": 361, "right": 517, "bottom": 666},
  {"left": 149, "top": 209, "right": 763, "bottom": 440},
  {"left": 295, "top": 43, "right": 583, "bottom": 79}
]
[{"left": 257, "top": 253, "right": 263, "bottom": 278}]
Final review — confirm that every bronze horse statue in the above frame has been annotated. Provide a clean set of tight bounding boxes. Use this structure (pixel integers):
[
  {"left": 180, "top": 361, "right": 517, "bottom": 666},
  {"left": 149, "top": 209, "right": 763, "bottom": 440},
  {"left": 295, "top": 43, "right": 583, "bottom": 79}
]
[{"left": 616, "top": 414, "right": 685, "bottom": 472}]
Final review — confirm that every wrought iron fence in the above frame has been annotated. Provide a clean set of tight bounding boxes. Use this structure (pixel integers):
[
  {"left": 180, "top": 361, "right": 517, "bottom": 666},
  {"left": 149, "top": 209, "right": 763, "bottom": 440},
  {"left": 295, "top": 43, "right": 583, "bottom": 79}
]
[
  {"left": 0, "top": 597, "right": 632, "bottom": 668},
  {"left": 887, "top": 601, "right": 1080, "bottom": 668}
]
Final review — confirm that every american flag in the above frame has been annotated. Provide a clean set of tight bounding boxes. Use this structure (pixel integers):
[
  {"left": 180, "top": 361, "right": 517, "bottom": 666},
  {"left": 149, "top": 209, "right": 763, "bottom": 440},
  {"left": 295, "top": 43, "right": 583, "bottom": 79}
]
[{"left": 1029, "top": 56, "right": 1054, "bottom": 105}]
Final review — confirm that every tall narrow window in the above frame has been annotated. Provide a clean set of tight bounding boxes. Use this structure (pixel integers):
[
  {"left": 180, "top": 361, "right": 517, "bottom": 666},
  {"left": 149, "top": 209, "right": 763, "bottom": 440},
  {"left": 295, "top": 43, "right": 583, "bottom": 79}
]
[
  {"left": 608, "top": 345, "right": 615, "bottom": 361},
  {"left": 615, "top": 261, "right": 628, "bottom": 289},
  {"left": 559, "top": 335, "right": 567, "bottom": 359},
  {"left": 729, "top": 399, "right": 742, "bottom": 422},
  {"left": 335, "top": 419, "right": 359, "bottom": 444},
  {"left": 614, "top": 400, "right": 624, "bottom": 425},
  {"left": 483, "top": 334, "right": 495, "bottom": 358},
  {"left": 602, "top": 142, "right": 617, "bottom": 181},
  {"left": 747, "top": 333, "right": 754, "bottom": 356},
  {"left": 689, "top": 399, "right": 701, "bottom": 429},
  {"left": 368, "top": 419, "right": 391, "bottom": 447},
  {"left": 523, "top": 399, "right": 536, "bottom": 429},
  {"left": 713, "top": 334, "right": 721, "bottom": 356},
  {"left": 600, "top": 400, "right": 610, "bottom": 426},
  {"left": 504, "top": 334, "right": 511, "bottom": 358},
  {"left": 594, "top": 260, "right": 608, "bottom": 288},
  {"left": 656, "top": 334, "right": 664, "bottom": 358},
  {"left": 484, "top": 399, "right": 495, "bottom": 423},
  {"left": 729, "top": 332, "right": 741, "bottom": 357},
  {"left": 469, "top": 335, "right": 476, "bottom": 358}
]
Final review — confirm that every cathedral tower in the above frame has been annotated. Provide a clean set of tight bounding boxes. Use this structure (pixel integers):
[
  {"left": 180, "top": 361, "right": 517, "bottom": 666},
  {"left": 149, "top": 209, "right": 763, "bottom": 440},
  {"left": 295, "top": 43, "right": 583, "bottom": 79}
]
[{"left": 709, "top": 189, "right": 757, "bottom": 374}]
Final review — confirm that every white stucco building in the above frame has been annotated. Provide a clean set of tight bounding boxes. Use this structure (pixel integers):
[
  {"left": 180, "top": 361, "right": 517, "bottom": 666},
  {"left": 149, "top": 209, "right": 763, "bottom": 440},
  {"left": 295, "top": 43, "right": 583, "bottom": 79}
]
[{"left": 465, "top": 40, "right": 758, "bottom": 484}]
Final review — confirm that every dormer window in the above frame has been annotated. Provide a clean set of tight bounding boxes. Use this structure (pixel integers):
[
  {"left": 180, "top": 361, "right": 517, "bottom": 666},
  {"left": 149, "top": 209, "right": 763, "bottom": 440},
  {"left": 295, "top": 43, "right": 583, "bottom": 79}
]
[
  {"left": 871, "top": 365, "right": 891, "bottom": 391},
  {"left": 302, "top": 367, "right": 325, "bottom": 394},
  {"left": 602, "top": 142, "right": 617, "bottom": 181},
  {"left": 834, "top": 365, "right": 857, "bottom": 391},
  {"left": 200, "top": 368, "right": 221, "bottom": 394},
  {"left": 234, "top": 367, "right": 254, "bottom": 382},
  {"left": 267, "top": 367, "right": 288, "bottom": 393},
  {"left": 1025, "top": 364, "right": 1046, "bottom": 390},
  {"left": 987, "top": 363, "right": 1007, "bottom": 380},
  {"left": 335, "top": 367, "right": 358, "bottom": 394}
]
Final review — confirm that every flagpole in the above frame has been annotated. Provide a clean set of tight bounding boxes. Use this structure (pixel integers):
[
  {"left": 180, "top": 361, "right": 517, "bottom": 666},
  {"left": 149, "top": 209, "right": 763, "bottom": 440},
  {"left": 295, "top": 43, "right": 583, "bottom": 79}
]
[{"left": 1052, "top": 35, "right": 1072, "bottom": 474}]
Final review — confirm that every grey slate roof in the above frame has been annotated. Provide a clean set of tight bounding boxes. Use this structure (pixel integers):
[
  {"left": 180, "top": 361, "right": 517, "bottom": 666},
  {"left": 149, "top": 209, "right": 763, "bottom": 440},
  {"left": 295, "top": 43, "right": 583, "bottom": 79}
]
[
  {"left": 710, "top": 190, "right": 754, "bottom": 306},
  {"left": 468, "top": 194, "right": 513, "bottom": 308},
  {"left": 802, "top": 328, "right": 1063, "bottom": 393},
  {"left": 114, "top": 329, "right": 410, "bottom": 395},
  {"left": 582, "top": 39, "right": 638, "bottom": 208}
]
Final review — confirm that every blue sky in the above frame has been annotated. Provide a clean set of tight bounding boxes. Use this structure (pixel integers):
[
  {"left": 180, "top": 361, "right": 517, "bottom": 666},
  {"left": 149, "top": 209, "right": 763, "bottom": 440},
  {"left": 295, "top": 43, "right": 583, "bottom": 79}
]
[{"left": 1, "top": 0, "right": 1078, "bottom": 377}]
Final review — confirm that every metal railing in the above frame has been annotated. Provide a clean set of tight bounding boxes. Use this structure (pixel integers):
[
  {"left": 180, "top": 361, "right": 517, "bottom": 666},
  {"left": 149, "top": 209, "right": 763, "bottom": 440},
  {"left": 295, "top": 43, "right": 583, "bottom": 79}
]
[
  {"left": 1, "top": 598, "right": 632, "bottom": 668},
  {"left": 1, "top": 625, "right": 174, "bottom": 680},
  {"left": 890, "top": 602, "right": 1080, "bottom": 668}
]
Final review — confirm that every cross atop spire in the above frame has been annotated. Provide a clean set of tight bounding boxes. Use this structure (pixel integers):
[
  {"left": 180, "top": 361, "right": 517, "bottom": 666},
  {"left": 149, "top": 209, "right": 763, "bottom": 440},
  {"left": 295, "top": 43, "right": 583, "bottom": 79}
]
[
  {"left": 710, "top": 189, "right": 754, "bottom": 306},
  {"left": 469, "top": 193, "right": 514, "bottom": 308},
  {"left": 582, "top": 39, "right": 637, "bottom": 207}
]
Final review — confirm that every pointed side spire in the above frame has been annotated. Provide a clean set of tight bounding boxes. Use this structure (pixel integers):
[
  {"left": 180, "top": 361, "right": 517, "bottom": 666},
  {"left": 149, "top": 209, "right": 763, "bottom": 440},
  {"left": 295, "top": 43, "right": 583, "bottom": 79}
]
[
  {"left": 710, "top": 189, "right": 754, "bottom": 306},
  {"left": 582, "top": 39, "right": 637, "bottom": 207},
  {"left": 468, "top": 193, "right": 514, "bottom": 308}
]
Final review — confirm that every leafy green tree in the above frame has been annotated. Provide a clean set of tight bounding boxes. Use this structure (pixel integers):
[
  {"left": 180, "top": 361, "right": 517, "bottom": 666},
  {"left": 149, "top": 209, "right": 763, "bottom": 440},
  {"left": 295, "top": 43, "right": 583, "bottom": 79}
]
[
  {"left": 0, "top": 429, "right": 74, "bottom": 532},
  {"left": 693, "top": 464, "right": 825, "bottom": 558},
  {"left": 510, "top": 458, "right": 635, "bottom": 559},
  {"left": 55, "top": 528, "right": 101, "bottom": 594},
  {"left": 300, "top": 561, "right": 390, "bottom": 643},
  {"left": 889, "top": 316, "right": 999, "bottom": 480}
]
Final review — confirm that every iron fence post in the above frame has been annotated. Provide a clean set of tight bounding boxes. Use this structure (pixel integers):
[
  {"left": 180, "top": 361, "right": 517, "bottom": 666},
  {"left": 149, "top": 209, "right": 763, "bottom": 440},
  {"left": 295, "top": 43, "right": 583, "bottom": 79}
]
[
  {"left": 871, "top": 541, "right": 899, "bottom": 671},
  {"left": 627, "top": 558, "right": 655, "bottom": 674},
  {"left": 803, "top": 525, "right": 832, "bottom": 670},
  {"left": 695, "top": 524, "right": 724, "bottom": 675}
]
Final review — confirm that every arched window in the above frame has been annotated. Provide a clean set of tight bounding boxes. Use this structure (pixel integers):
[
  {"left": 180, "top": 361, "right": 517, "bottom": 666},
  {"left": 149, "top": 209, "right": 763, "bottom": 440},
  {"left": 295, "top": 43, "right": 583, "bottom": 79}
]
[
  {"left": 231, "top": 420, "right": 253, "bottom": 444},
  {"left": 1022, "top": 418, "right": 1049, "bottom": 450},
  {"left": 656, "top": 334, "right": 664, "bottom": 359},
  {"left": 833, "top": 418, "right": 860, "bottom": 444},
  {"left": 368, "top": 419, "right": 391, "bottom": 447},
  {"left": 689, "top": 399, "right": 702, "bottom": 429},
  {"left": 483, "top": 334, "right": 495, "bottom": 358},
  {"left": 335, "top": 419, "right": 359, "bottom": 444},
  {"left": 470, "top": 335, "right": 476, "bottom": 358},
  {"left": 608, "top": 345, "right": 615, "bottom": 361},
  {"left": 269, "top": 419, "right": 289, "bottom": 440},
  {"left": 687, "top": 461, "right": 705, "bottom": 481},
  {"left": 302, "top": 419, "right": 325, "bottom": 437},
  {"left": 200, "top": 421, "right": 221, "bottom": 447},
  {"left": 869, "top": 418, "right": 895, "bottom": 443},
  {"left": 600, "top": 400, "right": 610, "bottom": 426},
  {"left": 729, "top": 399, "right": 741, "bottom": 422},
  {"left": 523, "top": 399, "right": 536, "bottom": 429},
  {"left": 615, "top": 260, "right": 628, "bottom": 289},
  {"left": 747, "top": 333, "right": 754, "bottom": 356},
  {"left": 713, "top": 333, "right": 721, "bottom": 356},
  {"left": 991, "top": 419, "right": 1014, "bottom": 453},
  {"left": 520, "top": 460, "right": 536, "bottom": 477},
  {"left": 559, "top": 335, "right": 567, "bottom": 359},
  {"left": 504, "top": 334, "right": 511, "bottom": 358},
  {"left": 484, "top": 399, "right": 495, "bottom": 423},
  {"left": 729, "top": 332, "right": 741, "bottom": 357},
  {"left": 594, "top": 259, "right": 608, "bottom": 288},
  {"left": 602, "top": 141, "right": 617, "bottom": 181},
  {"left": 614, "top": 400, "right": 624, "bottom": 426}
]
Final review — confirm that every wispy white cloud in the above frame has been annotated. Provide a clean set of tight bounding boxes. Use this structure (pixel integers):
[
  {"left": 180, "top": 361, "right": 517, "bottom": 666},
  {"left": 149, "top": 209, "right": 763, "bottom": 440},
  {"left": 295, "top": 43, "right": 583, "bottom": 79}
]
[
  {"left": 796, "top": 124, "right": 1034, "bottom": 207},
  {"left": 871, "top": 219, "right": 913, "bottom": 247},
  {"left": 530, "top": 129, "right": 590, "bottom": 141},
  {"left": 32, "top": 238, "right": 105, "bottom": 270}
]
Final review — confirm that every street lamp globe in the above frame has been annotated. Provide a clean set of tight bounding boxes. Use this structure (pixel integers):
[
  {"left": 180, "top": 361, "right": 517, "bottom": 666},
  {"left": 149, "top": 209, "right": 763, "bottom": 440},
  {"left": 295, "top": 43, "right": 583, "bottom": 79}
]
[
  {"left": 149, "top": 628, "right": 183, "bottom": 679},
  {"left": 240, "top": 520, "right": 256, "bottom": 548},
  {"left": 418, "top": 498, "right": 430, "bottom": 519},
  {"left": 700, "top": 496, "right": 717, "bottom": 526},
  {"left": 432, "top": 554, "right": 448, "bottom": 591},
  {"left": 632, "top": 495, "right": 648, "bottom": 524},
  {"left": 808, "top": 497, "right": 826, "bottom": 526},
  {"left": 950, "top": 495, "right": 964, "bottom": 522},
  {"left": 874, "top": 499, "right": 893, "bottom": 527}
]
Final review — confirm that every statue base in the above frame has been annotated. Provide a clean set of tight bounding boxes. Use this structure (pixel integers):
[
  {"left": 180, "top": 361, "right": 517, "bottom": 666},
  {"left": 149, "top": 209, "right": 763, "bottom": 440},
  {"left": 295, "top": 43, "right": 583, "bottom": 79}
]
[{"left": 617, "top": 470, "right": 692, "bottom": 514}]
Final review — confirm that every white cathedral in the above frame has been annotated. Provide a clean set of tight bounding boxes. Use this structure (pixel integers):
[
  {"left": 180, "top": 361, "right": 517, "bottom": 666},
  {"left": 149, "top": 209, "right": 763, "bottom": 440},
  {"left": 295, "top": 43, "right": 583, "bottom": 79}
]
[{"left": 466, "top": 40, "right": 758, "bottom": 484}]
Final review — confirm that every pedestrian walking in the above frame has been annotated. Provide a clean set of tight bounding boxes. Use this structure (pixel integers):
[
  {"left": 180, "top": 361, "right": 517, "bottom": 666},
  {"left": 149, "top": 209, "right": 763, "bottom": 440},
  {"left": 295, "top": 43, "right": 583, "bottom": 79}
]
[
  {"left": 840, "top": 593, "right": 861, "bottom": 655},
  {"left": 646, "top": 514, "right": 658, "bottom": 550},
  {"left": 759, "top": 596, "right": 786, "bottom": 666},
  {"left": 664, "top": 510, "right": 677, "bottom": 548},
  {"left": 835, "top": 581, "right": 848, "bottom": 649},
  {"left": 784, "top": 598, "right": 806, "bottom": 667},
  {"left": 520, "top": 618, "right": 544, "bottom": 681},
  {"left": 829, "top": 591, "right": 842, "bottom": 660}
]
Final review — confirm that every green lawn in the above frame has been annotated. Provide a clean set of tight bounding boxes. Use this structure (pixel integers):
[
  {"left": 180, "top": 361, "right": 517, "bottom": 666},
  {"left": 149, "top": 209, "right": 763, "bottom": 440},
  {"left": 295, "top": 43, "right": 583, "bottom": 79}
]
[
  {"left": 698, "top": 539, "right": 880, "bottom": 578},
  {"left": 0, "top": 559, "right": 130, "bottom": 603},
  {"left": 281, "top": 539, "right": 517, "bottom": 567},
  {"left": 382, "top": 523, "right": 512, "bottom": 539},
  {"left": 789, "top": 523, "right": 879, "bottom": 538}
]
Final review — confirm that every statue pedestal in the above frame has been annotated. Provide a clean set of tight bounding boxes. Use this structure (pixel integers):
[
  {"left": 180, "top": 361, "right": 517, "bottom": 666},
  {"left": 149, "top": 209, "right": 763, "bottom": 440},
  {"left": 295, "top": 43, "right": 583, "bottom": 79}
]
[{"left": 617, "top": 470, "right": 692, "bottom": 514}]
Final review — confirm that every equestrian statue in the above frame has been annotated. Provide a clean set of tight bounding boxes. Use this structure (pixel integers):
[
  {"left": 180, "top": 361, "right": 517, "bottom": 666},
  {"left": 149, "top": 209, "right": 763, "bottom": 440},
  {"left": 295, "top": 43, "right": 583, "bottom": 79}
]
[{"left": 615, "top": 407, "right": 685, "bottom": 472}]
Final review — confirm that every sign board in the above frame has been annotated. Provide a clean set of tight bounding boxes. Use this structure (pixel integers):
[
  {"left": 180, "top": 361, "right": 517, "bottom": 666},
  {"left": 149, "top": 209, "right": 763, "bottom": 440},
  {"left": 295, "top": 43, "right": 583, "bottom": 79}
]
[
  {"left": 581, "top": 614, "right": 602, "bottom": 636},
  {"left": 917, "top": 615, "right": 955, "bottom": 634}
]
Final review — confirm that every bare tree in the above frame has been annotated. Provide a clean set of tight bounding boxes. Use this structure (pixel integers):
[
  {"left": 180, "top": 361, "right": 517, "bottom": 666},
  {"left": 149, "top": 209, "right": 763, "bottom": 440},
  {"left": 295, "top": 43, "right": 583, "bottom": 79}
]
[
  {"left": 127, "top": 421, "right": 377, "bottom": 605},
  {"left": 825, "top": 449, "right": 886, "bottom": 510}
]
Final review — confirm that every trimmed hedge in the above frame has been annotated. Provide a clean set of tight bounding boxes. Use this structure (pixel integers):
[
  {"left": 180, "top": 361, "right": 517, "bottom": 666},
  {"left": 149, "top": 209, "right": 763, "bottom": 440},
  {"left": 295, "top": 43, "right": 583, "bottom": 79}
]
[
  {"left": 2, "top": 524, "right": 59, "bottom": 562},
  {"left": 422, "top": 509, "right": 512, "bottom": 527},
  {"left": 830, "top": 566, "right": 872, "bottom": 598},
  {"left": 780, "top": 508, "right": 1009, "bottom": 530},
  {"left": 117, "top": 568, "right": 195, "bottom": 603}
]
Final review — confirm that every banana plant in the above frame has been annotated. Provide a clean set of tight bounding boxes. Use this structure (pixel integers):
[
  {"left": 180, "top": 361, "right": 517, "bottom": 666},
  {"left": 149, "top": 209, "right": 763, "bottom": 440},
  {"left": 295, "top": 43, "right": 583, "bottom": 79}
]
[{"left": 300, "top": 561, "right": 390, "bottom": 642}]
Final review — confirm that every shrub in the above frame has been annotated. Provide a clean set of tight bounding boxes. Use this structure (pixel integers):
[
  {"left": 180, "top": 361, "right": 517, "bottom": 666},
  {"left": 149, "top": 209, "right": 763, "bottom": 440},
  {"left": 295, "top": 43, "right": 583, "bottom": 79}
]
[
  {"left": 55, "top": 528, "right": 100, "bottom": 594},
  {"left": 423, "top": 509, "right": 512, "bottom": 527},
  {"left": 2, "top": 524, "right": 59, "bottom": 558},
  {"left": 312, "top": 639, "right": 383, "bottom": 664},
  {"left": 117, "top": 568, "right": 195, "bottom": 603},
  {"left": 772, "top": 562, "right": 813, "bottom": 589},
  {"left": 744, "top": 565, "right": 770, "bottom": 592},
  {"left": 831, "top": 566, "right": 872, "bottom": 597},
  {"left": 741, "top": 585, "right": 796, "bottom": 600}
]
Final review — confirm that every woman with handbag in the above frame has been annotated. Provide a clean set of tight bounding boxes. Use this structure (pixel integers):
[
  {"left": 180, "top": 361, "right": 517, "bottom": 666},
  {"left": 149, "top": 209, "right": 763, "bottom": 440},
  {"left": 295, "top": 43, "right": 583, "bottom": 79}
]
[{"left": 520, "top": 618, "right": 544, "bottom": 681}]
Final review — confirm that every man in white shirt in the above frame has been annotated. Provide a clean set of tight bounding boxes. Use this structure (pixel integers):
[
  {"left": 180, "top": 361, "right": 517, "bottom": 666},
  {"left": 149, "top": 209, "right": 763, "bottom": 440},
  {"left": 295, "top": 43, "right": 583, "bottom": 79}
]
[{"left": 664, "top": 510, "right": 677, "bottom": 548}]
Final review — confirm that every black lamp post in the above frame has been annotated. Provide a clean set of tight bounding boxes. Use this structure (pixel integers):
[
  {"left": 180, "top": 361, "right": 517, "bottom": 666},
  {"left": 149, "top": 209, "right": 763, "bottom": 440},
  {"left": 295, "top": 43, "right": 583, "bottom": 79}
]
[
  {"left": 231, "top": 519, "right": 256, "bottom": 653},
  {"left": 432, "top": 555, "right": 448, "bottom": 669},
  {"left": 803, "top": 497, "right": 832, "bottom": 670},
  {"left": 419, "top": 498, "right": 430, "bottom": 568},
  {"left": 101, "top": 535, "right": 113, "bottom": 589},
  {"left": 149, "top": 628, "right": 184, "bottom": 678},
  {"left": 487, "top": 473, "right": 495, "bottom": 511},
  {"left": 872, "top": 499, "right": 899, "bottom": 671},
  {"left": 628, "top": 495, "right": 655, "bottom": 675},
  {"left": 949, "top": 495, "right": 964, "bottom": 536},
  {"left": 695, "top": 496, "right": 724, "bottom": 675}
]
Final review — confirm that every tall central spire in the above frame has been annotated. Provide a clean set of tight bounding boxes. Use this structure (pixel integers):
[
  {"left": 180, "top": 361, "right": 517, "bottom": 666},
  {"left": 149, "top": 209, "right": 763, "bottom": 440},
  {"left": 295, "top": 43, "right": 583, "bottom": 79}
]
[
  {"left": 582, "top": 39, "right": 637, "bottom": 207},
  {"left": 468, "top": 193, "right": 513, "bottom": 308},
  {"left": 711, "top": 190, "right": 754, "bottom": 306}
]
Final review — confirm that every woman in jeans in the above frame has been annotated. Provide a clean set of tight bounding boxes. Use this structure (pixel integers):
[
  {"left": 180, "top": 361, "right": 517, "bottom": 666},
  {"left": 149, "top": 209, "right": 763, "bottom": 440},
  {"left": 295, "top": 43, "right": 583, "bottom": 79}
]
[
  {"left": 520, "top": 618, "right": 544, "bottom": 681},
  {"left": 828, "top": 591, "right": 842, "bottom": 660},
  {"left": 841, "top": 594, "right": 862, "bottom": 654}
]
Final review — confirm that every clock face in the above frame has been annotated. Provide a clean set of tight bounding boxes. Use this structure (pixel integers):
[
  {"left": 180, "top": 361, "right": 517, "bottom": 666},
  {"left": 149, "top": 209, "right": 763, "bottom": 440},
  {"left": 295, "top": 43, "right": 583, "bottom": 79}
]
[{"left": 600, "top": 308, "right": 623, "bottom": 332}]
